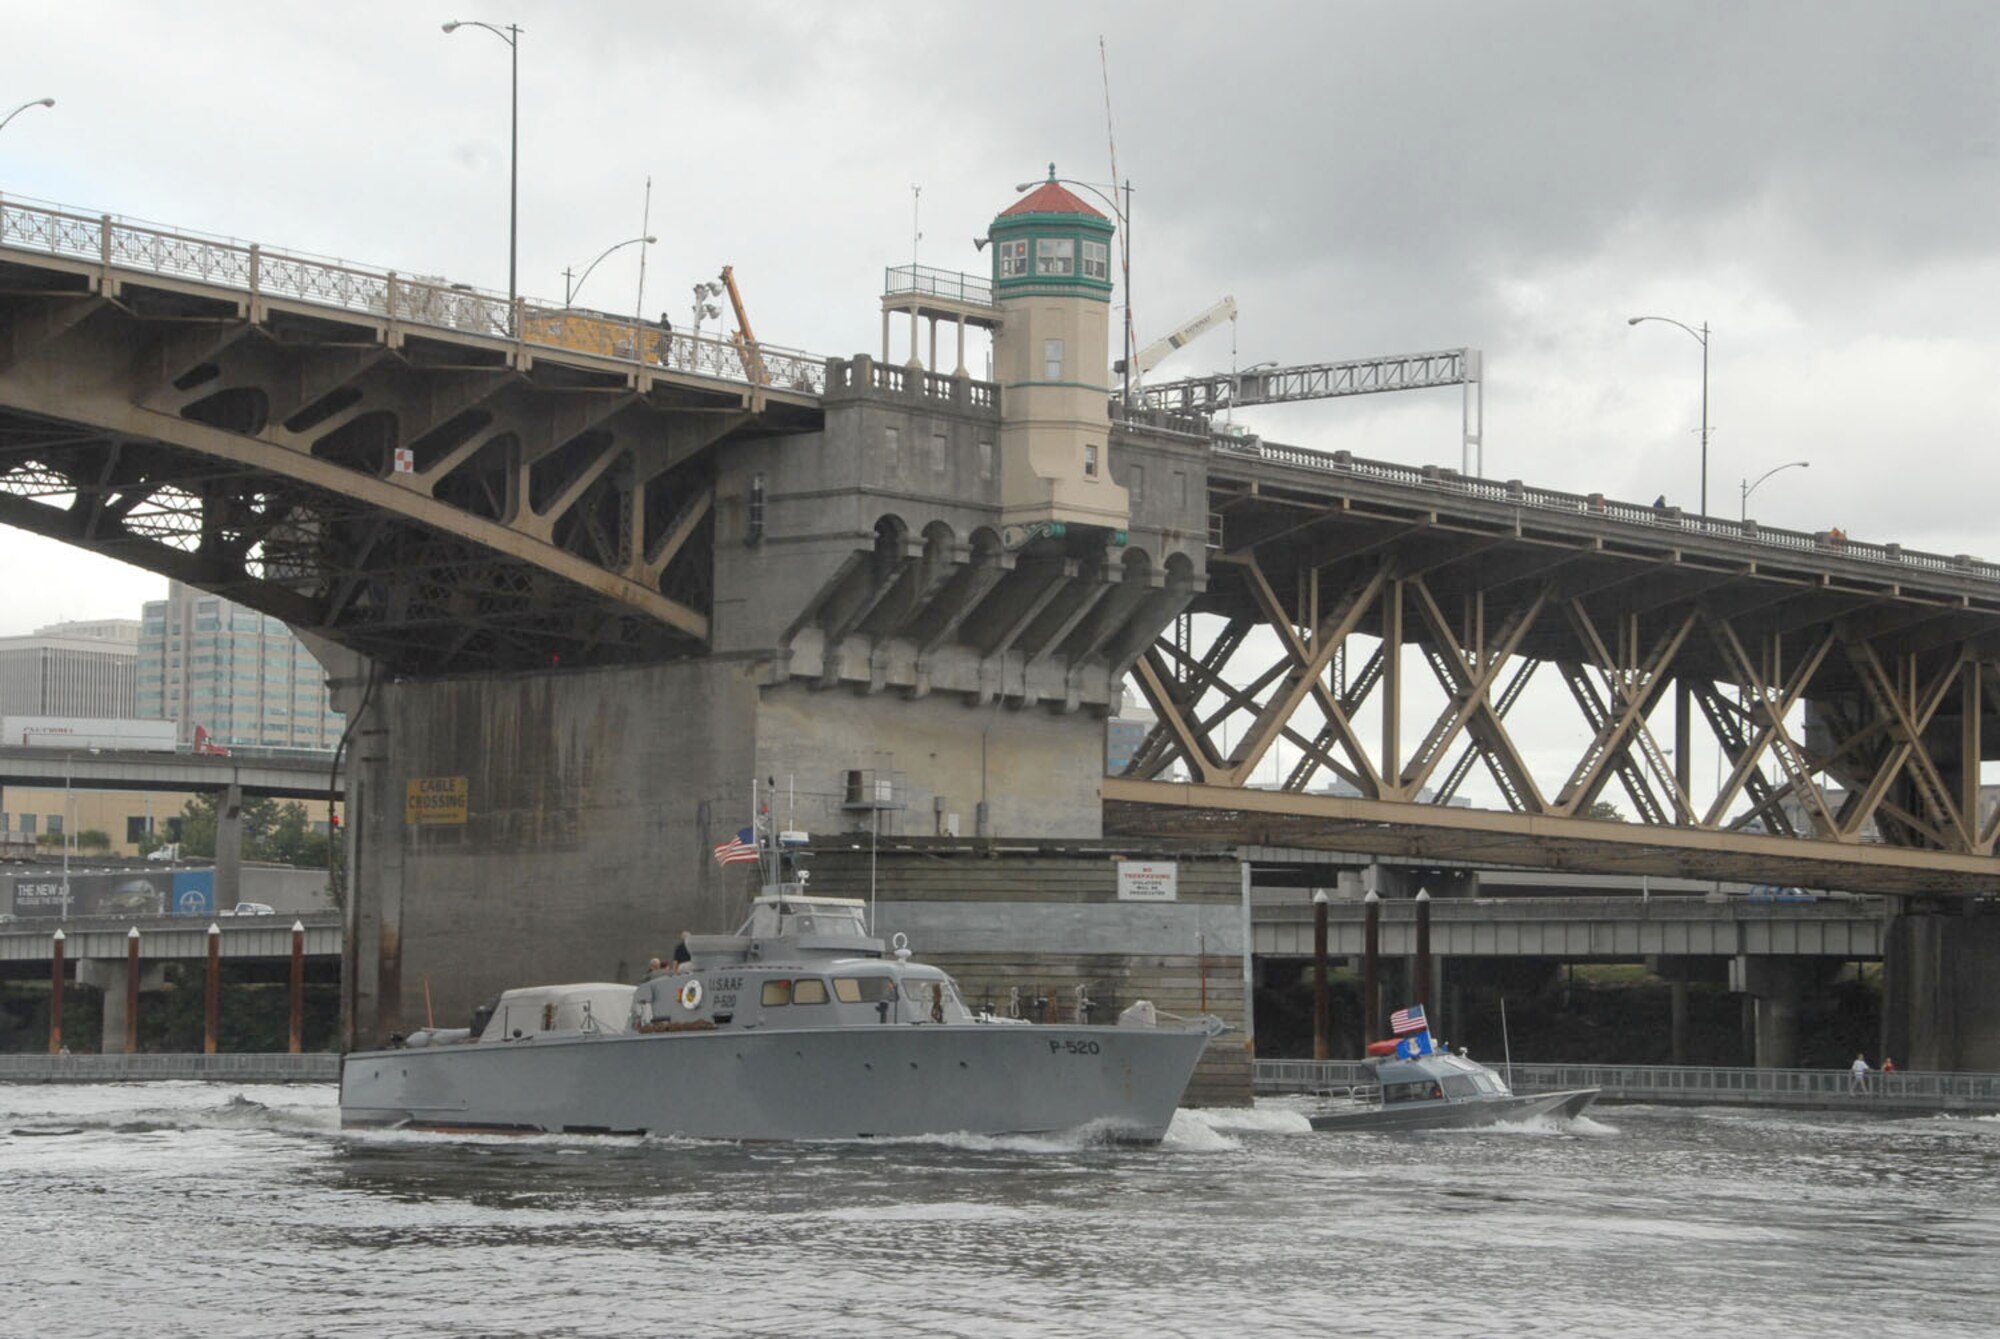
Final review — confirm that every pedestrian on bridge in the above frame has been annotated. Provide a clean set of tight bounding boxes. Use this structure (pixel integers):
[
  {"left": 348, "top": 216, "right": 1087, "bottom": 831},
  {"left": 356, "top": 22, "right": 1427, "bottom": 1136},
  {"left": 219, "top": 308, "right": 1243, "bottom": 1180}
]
[{"left": 1850, "top": 1052, "right": 1872, "bottom": 1094}]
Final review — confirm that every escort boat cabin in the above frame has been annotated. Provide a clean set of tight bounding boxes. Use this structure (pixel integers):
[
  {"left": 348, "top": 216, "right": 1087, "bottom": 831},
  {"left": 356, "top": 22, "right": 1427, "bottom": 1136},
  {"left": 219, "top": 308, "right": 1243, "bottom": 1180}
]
[{"left": 340, "top": 847, "right": 1216, "bottom": 1142}]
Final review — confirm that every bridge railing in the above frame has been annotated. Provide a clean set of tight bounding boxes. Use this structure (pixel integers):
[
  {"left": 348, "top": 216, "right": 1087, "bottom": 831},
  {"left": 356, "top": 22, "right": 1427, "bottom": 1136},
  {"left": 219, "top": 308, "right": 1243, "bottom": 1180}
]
[
  {"left": 1209, "top": 433, "right": 2000, "bottom": 586},
  {"left": 0, "top": 192, "right": 828, "bottom": 396},
  {"left": 1255, "top": 1058, "right": 2000, "bottom": 1111},
  {"left": 883, "top": 263, "right": 995, "bottom": 307}
]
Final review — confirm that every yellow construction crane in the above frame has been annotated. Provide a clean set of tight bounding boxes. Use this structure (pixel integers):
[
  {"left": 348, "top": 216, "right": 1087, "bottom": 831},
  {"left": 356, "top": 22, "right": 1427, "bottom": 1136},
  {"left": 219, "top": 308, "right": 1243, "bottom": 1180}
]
[{"left": 719, "top": 265, "right": 767, "bottom": 385}]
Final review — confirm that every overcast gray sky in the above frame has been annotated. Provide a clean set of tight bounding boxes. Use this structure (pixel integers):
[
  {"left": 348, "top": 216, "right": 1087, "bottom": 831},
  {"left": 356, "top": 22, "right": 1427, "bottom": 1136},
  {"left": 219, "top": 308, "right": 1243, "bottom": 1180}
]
[{"left": 4, "top": 0, "right": 1998, "bottom": 635}]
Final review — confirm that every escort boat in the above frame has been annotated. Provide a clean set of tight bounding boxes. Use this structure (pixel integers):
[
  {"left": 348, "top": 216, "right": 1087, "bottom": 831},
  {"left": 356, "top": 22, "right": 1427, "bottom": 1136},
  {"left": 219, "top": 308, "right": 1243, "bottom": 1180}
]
[
  {"left": 1306, "top": 1049, "right": 1598, "bottom": 1132},
  {"left": 340, "top": 882, "right": 1216, "bottom": 1143}
]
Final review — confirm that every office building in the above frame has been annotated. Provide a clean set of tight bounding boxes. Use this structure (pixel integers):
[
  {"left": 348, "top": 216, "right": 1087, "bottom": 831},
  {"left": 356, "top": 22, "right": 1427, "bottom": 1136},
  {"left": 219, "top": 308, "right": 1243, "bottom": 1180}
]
[{"left": 137, "top": 582, "right": 344, "bottom": 750}]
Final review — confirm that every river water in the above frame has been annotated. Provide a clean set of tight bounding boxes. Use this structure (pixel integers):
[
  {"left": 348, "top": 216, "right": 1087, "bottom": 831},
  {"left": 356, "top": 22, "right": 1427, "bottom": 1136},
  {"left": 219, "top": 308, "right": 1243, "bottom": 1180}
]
[{"left": 3, "top": 1083, "right": 1996, "bottom": 1338}]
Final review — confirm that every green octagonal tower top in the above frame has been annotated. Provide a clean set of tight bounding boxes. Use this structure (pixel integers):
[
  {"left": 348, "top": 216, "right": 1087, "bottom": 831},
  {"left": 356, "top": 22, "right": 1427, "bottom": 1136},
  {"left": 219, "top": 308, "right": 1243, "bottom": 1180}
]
[{"left": 990, "top": 166, "right": 1116, "bottom": 301}]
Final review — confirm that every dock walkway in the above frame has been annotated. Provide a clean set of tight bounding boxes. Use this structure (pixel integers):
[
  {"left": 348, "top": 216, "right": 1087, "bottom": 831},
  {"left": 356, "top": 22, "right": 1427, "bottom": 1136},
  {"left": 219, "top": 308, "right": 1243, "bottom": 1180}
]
[{"left": 0, "top": 1053, "right": 338, "bottom": 1084}]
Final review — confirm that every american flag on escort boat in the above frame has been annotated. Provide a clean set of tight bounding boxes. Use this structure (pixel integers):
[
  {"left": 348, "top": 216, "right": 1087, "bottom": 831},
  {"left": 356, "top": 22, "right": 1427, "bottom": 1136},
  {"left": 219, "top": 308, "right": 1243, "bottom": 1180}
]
[
  {"left": 1389, "top": 1003, "right": 1428, "bottom": 1036},
  {"left": 712, "top": 827, "right": 759, "bottom": 866}
]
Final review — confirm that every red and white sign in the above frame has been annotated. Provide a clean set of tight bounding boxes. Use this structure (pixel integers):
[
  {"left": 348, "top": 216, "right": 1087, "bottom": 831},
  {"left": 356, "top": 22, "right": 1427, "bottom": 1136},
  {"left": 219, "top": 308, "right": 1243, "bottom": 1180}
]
[
  {"left": 1117, "top": 860, "right": 1178, "bottom": 901},
  {"left": 393, "top": 447, "right": 415, "bottom": 473}
]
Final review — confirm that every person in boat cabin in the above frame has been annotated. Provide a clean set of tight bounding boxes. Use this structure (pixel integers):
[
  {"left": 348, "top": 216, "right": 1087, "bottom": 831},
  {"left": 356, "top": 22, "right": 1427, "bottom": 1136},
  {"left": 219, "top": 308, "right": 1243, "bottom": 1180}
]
[{"left": 672, "top": 932, "right": 693, "bottom": 974}]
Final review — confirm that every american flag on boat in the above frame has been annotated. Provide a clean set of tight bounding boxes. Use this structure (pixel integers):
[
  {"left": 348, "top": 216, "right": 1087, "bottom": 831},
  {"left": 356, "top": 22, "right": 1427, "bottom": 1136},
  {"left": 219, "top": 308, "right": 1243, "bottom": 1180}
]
[
  {"left": 712, "top": 827, "right": 759, "bottom": 866},
  {"left": 1389, "top": 1003, "right": 1427, "bottom": 1036}
]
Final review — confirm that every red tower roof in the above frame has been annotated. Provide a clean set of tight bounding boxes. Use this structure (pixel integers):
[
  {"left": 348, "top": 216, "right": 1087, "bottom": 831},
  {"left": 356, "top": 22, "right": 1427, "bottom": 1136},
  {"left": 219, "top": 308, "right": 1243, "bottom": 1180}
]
[{"left": 1000, "top": 180, "right": 1105, "bottom": 220}]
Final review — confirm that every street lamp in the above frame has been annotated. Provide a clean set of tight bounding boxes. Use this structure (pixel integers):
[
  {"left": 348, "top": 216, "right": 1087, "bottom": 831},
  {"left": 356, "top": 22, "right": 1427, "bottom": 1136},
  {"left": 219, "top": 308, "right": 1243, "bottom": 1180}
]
[
  {"left": 1016, "top": 169, "right": 1134, "bottom": 405},
  {"left": 563, "top": 235, "right": 656, "bottom": 307},
  {"left": 1627, "top": 315, "right": 1711, "bottom": 519},
  {"left": 0, "top": 97, "right": 55, "bottom": 135},
  {"left": 1740, "top": 459, "right": 1810, "bottom": 522},
  {"left": 442, "top": 20, "right": 520, "bottom": 331}
]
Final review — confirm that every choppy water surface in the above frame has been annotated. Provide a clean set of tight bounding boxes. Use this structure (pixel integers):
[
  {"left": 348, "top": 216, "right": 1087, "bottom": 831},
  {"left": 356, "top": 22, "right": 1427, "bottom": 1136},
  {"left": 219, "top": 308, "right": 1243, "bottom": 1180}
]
[{"left": 3, "top": 1083, "right": 1996, "bottom": 1338}]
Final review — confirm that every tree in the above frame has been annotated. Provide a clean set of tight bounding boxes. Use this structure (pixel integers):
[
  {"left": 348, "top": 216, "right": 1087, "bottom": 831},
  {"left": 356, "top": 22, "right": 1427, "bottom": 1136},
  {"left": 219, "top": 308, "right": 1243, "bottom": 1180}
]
[
  {"left": 170, "top": 794, "right": 329, "bottom": 868},
  {"left": 1585, "top": 800, "right": 1627, "bottom": 822}
]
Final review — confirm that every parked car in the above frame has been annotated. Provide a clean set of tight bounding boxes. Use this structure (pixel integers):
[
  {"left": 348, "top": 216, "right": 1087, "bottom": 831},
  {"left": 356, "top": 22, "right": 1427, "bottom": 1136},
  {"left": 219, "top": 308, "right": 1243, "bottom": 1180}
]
[{"left": 220, "top": 902, "right": 275, "bottom": 916}]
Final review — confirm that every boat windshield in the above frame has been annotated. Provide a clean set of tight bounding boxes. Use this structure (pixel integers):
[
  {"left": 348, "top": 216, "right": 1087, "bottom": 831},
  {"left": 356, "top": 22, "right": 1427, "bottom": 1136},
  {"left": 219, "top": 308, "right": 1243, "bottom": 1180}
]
[
  {"left": 1471, "top": 1070, "right": 1510, "bottom": 1095},
  {"left": 832, "top": 975, "right": 898, "bottom": 1003}
]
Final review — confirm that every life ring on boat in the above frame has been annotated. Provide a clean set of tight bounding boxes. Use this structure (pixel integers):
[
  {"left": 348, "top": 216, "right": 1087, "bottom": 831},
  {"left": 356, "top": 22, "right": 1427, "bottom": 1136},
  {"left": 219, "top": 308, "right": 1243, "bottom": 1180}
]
[{"left": 678, "top": 980, "right": 703, "bottom": 1011}]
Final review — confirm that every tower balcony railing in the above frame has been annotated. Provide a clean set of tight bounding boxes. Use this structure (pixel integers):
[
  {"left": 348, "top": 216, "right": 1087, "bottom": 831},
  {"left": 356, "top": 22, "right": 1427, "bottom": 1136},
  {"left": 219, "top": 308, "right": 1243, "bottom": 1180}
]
[{"left": 883, "top": 263, "right": 995, "bottom": 308}]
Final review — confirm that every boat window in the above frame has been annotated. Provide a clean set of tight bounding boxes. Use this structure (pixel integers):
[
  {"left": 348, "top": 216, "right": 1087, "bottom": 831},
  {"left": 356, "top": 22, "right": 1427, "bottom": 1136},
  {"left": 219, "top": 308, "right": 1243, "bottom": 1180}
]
[
  {"left": 793, "top": 978, "right": 829, "bottom": 1006},
  {"left": 1383, "top": 1081, "right": 1437, "bottom": 1105},
  {"left": 761, "top": 980, "right": 792, "bottom": 1007},
  {"left": 1440, "top": 1075, "right": 1482, "bottom": 1100},
  {"left": 1472, "top": 1071, "right": 1509, "bottom": 1095},
  {"left": 833, "top": 976, "right": 898, "bottom": 1004}
]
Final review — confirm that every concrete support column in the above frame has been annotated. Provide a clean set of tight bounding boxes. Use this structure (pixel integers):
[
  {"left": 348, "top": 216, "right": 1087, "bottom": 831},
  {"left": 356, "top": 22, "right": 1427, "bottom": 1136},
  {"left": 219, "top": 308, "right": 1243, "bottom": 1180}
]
[
  {"left": 881, "top": 308, "right": 891, "bottom": 364},
  {"left": 955, "top": 315, "right": 967, "bottom": 377},
  {"left": 1670, "top": 972, "right": 1690, "bottom": 1065},
  {"left": 906, "top": 307, "right": 921, "bottom": 370},
  {"left": 214, "top": 782, "right": 244, "bottom": 911},
  {"left": 1881, "top": 901, "right": 2000, "bottom": 1071},
  {"left": 97, "top": 959, "right": 131, "bottom": 1053},
  {"left": 79, "top": 957, "right": 168, "bottom": 1053},
  {"left": 1734, "top": 955, "right": 1805, "bottom": 1068}
]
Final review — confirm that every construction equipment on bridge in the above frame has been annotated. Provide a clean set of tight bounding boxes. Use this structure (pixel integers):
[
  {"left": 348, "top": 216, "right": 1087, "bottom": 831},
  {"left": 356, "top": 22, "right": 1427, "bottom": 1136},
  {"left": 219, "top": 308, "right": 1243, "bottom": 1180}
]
[
  {"left": 1115, "top": 295, "right": 1238, "bottom": 385},
  {"left": 720, "top": 265, "right": 768, "bottom": 386},
  {"left": 1138, "top": 346, "right": 1485, "bottom": 475}
]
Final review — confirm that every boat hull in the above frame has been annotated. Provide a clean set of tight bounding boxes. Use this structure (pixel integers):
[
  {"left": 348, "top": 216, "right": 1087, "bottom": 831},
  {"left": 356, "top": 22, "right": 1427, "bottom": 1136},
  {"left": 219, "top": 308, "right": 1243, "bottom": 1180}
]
[
  {"left": 341, "top": 1023, "right": 1210, "bottom": 1143},
  {"left": 1307, "top": 1087, "right": 1599, "bottom": 1133}
]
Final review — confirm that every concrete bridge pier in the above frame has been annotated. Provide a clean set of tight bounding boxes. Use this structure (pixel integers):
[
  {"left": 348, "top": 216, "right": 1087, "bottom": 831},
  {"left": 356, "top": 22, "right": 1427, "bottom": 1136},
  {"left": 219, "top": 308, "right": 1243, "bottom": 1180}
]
[
  {"left": 1733, "top": 955, "right": 1806, "bottom": 1068},
  {"left": 1881, "top": 900, "right": 2000, "bottom": 1071},
  {"left": 75, "top": 959, "right": 170, "bottom": 1053}
]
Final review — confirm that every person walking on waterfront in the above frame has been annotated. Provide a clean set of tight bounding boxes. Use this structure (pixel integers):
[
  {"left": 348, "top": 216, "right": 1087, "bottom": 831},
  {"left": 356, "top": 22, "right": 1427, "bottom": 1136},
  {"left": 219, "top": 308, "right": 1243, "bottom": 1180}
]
[{"left": 1850, "top": 1052, "right": 1872, "bottom": 1094}]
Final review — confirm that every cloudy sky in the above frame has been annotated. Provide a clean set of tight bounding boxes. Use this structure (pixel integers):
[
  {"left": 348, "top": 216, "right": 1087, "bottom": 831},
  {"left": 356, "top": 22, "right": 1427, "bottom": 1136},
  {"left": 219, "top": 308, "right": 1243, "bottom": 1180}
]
[{"left": 4, "top": 0, "right": 1998, "bottom": 637}]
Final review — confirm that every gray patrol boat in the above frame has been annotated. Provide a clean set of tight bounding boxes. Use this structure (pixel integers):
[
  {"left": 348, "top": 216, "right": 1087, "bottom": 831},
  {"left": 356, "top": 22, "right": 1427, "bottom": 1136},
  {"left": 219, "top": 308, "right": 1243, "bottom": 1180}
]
[
  {"left": 341, "top": 867, "right": 1215, "bottom": 1143},
  {"left": 1306, "top": 1051, "right": 1597, "bottom": 1132}
]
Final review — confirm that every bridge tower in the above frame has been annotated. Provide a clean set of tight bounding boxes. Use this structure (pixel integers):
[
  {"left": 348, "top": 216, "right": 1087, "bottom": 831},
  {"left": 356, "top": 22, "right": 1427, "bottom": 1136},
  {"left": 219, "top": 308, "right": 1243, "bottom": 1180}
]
[
  {"left": 989, "top": 168, "right": 1130, "bottom": 539},
  {"left": 324, "top": 177, "right": 1210, "bottom": 1046}
]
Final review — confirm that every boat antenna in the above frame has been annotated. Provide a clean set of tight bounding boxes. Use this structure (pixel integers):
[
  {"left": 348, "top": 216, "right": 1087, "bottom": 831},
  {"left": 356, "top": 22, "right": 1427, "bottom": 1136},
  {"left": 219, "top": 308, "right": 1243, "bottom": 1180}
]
[{"left": 1499, "top": 994, "right": 1514, "bottom": 1089}]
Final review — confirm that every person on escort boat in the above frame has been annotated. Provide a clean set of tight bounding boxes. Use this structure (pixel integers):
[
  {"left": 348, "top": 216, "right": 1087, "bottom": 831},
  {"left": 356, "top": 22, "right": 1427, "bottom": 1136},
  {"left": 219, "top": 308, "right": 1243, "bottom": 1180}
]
[
  {"left": 671, "top": 931, "right": 693, "bottom": 974},
  {"left": 646, "top": 957, "right": 664, "bottom": 975},
  {"left": 1850, "top": 1052, "right": 1872, "bottom": 1094}
]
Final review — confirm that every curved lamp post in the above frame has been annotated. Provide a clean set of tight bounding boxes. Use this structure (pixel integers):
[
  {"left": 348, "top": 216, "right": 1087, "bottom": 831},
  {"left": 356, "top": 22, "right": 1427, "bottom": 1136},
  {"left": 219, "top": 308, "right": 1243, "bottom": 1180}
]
[
  {"left": 563, "top": 235, "right": 656, "bottom": 307},
  {"left": 1740, "top": 459, "right": 1809, "bottom": 522},
  {"left": 0, "top": 97, "right": 55, "bottom": 135},
  {"left": 1015, "top": 169, "right": 1134, "bottom": 404},
  {"left": 442, "top": 20, "right": 520, "bottom": 330},
  {"left": 1628, "top": 315, "right": 1710, "bottom": 518}
]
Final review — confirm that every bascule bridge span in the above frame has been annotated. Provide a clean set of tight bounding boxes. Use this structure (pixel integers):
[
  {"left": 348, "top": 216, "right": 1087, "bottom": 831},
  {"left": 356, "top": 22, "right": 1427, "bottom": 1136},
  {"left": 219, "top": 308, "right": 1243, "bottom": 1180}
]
[{"left": 3, "top": 193, "right": 1998, "bottom": 1070}]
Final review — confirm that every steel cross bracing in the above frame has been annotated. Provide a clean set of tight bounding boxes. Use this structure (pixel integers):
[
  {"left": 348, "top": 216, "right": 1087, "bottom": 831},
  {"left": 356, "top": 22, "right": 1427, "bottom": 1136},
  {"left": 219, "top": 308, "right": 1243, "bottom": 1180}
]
[
  {"left": 0, "top": 198, "right": 828, "bottom": 675},
  {"left": 1109, "top": 457, "right": 2000, "bottom": 896}
]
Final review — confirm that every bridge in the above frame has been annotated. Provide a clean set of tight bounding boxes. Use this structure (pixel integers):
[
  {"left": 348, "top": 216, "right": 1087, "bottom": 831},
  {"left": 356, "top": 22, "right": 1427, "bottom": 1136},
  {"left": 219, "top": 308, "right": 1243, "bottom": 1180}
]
[{"left": 5, "top": 185, "right": 1998, "bottom": 1075}]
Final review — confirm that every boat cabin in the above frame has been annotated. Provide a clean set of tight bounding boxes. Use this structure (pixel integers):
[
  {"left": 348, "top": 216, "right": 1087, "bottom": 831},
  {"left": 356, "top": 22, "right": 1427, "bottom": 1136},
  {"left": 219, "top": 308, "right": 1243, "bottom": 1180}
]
[{"left": 1372, "top": 1053, "right": 1513, "bottom": 1105}]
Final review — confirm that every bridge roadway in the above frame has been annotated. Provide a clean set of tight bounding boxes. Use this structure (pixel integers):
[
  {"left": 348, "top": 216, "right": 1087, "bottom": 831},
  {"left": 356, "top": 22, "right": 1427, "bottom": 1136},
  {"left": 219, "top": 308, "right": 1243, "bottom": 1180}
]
[
  {"left": 0, "top": 910, "right": 343, "bottom": 966},
  {"left": 1251, "top": 893, "right": 1883, "bottom": 961},
  {"left": 0, "top": 745, "right": 340, "bottom": 801}
]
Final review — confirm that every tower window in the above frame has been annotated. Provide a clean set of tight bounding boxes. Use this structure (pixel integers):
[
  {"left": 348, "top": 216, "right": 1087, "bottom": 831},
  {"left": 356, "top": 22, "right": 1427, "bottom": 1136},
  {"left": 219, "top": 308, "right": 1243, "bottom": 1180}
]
[
  {"left": 1084, "top": 444, "right": 1099, "bottom": 478},
  {"left": 1043, "top": 339, "right": 1064, "bottom": 379},
  {"left": 1036, "top": 237, "right": 1074, "bottom": 276},
  {"left": 1082, "top": 240, "right": 1109, "bottom": 280},
  {"left": 998, "top": 240, "right": 1028, "bottom": 278}
]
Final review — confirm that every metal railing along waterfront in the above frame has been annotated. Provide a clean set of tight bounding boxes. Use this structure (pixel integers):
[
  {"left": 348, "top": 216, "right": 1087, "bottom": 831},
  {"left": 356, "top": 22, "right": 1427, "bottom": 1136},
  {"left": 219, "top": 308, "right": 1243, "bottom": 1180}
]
[
  {"left": 0, "top": 1052, "right": 338, "bottom": 1084},
  {"left": 0, "top": 192, "right": 827, "bottom": 396},
  {"left": 1255, "top": 1058, "right": 2000, "bottom": 1114}
]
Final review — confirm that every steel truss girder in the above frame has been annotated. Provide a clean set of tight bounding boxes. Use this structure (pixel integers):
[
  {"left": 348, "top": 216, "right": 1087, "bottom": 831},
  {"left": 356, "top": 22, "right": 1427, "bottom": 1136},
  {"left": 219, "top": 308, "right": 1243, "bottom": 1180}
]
[
  {"left": 1132, "top": 549, "right": 2000, "bottom": 862},
  {"left": 0, "top": 287, "right": 791, "bottom": 673}
]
